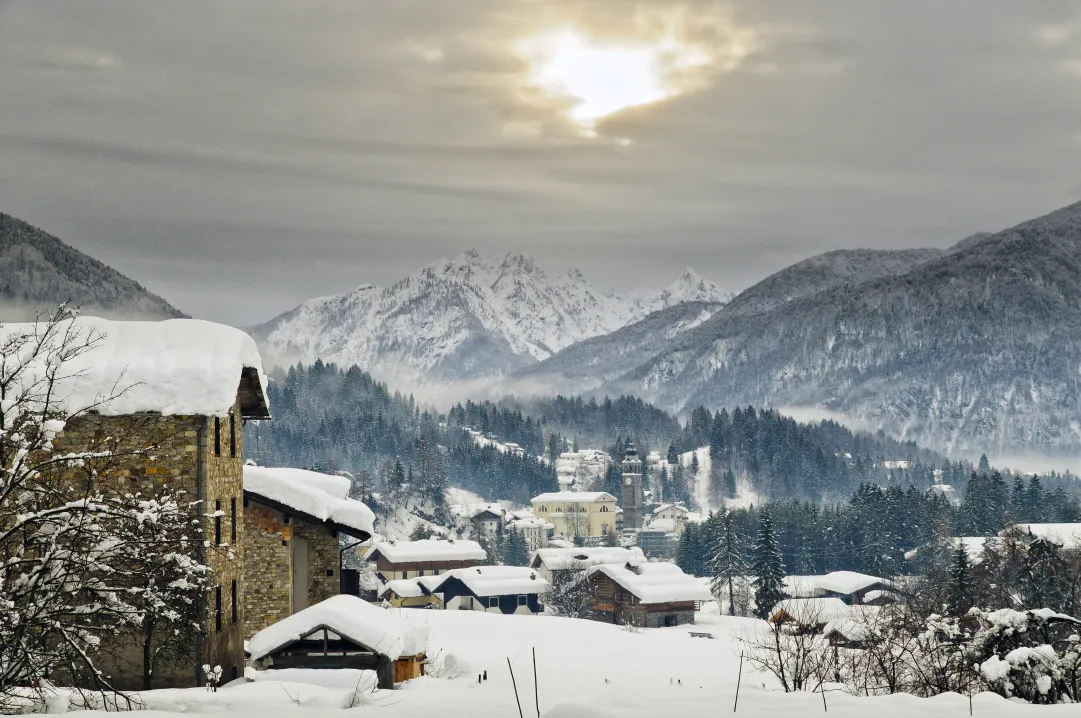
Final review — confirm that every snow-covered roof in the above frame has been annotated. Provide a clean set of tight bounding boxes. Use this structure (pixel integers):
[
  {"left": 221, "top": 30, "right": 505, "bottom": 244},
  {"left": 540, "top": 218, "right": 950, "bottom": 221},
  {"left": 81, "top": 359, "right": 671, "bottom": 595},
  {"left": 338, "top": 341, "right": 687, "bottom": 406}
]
[
  {"left": 1, "top": 317, "right": 269, "bottom": 418},
  {"left": 1007, "top": 523, "right": 1081, "bottom": 550},
  {"left": 589, "top": 562, "right": 712, "bottom": 604},
  {"left": 381, "top": 578, "right": 424, "bottom": 599},
  {"left": 243, "top": 466, "right": 374, "bottom": 539},
  {"left": 784, "top": 571, "right": 888, "bottom": 597},
  {"left": 369, "top": 538, "right": 487, "bottom": 564},
  {"left": 532, "top": 491, "right": 617, "bottom": 504},
  {"left": 862, "top": 590, "right": 898, "bottom": 604},
  {"left": 424, "top": 566, "right": 549, "bottom": 597},
  {"left": 532, "top": 546, "right": 645, "bottom": 572},
  {"left": 823, "top": 618, "right": 870, "bottom": 642},
  {"left": 772, "top": 598, "right": 851, "bottom": 624},
  {"left": 652, "top": 503, "right": 688, "bottom": 515},
  {"left": 248, "top": 595, "right": 428, "bottom": 662},
  {"left": 647, "top": 518, "right": 679, "bottom": 534}
]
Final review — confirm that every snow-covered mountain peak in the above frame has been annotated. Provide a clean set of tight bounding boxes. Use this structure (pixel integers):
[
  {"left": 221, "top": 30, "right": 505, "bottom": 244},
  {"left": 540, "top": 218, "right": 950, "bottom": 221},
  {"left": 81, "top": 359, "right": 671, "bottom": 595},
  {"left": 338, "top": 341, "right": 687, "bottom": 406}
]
[
  {"left": 658, "top": 268, "right": 733, "bottom": 308},
  {"left": 251, "top": 252, "right": 729, "bottom": 384}
]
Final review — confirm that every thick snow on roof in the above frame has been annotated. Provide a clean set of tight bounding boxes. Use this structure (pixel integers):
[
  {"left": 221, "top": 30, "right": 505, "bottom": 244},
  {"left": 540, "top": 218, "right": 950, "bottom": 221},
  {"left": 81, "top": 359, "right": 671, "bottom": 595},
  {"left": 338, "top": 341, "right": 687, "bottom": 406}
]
[
  {"left": 1, "top": 317, "right": 268, "bottom": 417},
  {"left": 244, "top": 466, "right": 374, "bottom": 538},
  {"left": 815, "top": 571, "right": 889, "bottom": 595},
  {"left": 647, "top": 518, "right": 679, "bottom": 534},
  {"left": 426, "top": 566, "right": 549, "bottom": 597},
  {"left": 823, "top": 617, "right": 870, "bottom": 642},
  {"left": 533, "top": 546, "right": 645, "bottom": 572},
  {"left": 532, "top": 491, "right": 616, "bottom": 503},
  {"left": 1009, "top": 523, "right": 1081, "bottom": 549},
  {"left": 371, "top": 538, "right": 487, "bottom": 564},
  {"left": 248, "top": 595, "right": 428, "bottom": 662},
  {"left": 772, "top": 598, "right": 851, "bottom": 624},
  {"left": 652, "top": 503, "right": 688, "bottom": 515},
  {"left": 784, "top": 571, "right": 887, "bottom": 597},
  {"left": 589, "top": 562, "right": 712, "bottom": 604},
  {"left": 382, "top": 578, "right": 425, "bottom": 599},
  {"left": 507, "top": 517, "right": 553, "bottom": 530}
]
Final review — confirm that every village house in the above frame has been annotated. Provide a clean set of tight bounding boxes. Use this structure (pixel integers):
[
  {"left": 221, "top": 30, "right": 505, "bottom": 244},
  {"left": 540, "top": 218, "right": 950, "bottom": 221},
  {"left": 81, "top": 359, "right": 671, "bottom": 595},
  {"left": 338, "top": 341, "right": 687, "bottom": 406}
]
[
  {"left": 1004, "top": 522, "right": 1081, "bottom": 551},
  {"left": 10, "top": 317, "right": 271, "bottom": 688},
  {"left": 531, "top": 491, "right": 619, "bottom": 540},
  {"left": 530, "top": 546, "right": 645, "bottom": 583},
  {"left": 586, "top": 561, "right": 712, "bottom": 627},
  {"left": 367, "top": 538, "right": 487, "bottom": 583},
  {"left": 782, "top": 571, "right": 892, "bottom": 605},
  {"left": 247, "top": 595, "right": 428, "bottom": 689},
  {"left": 470, "top": 506, "right": 504, "bottom": 538},
  {"left": 242, "top": 465, "right": 375, "bottom": 637},
  {"left": 506, "top": 515, "right": 554, "bottom": 552},
  {"left": 421, "top": 566, "right": 549, "bottom": 614}
]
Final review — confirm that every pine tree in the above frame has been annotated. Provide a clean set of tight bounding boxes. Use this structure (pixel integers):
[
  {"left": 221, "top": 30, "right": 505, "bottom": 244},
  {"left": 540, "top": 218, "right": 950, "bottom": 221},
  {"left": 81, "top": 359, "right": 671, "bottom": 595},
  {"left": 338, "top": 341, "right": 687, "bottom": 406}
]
[
  {"left": 751, "top": 509, "right": 786, "bottom": 619},
  {"left": 947, "top": 542, "right": 973, "bottom": 616},
  {"left": 503, "top": 531, "right": 529, "bottom": 567},
  {"left": 666, "top": 444, "right": 679, "bottom": 465},
  {"left": 723, "top": 469, "right": 737, "bottom": 499},
  {"left": 690, "top": 452, "right": 700, "bottom": 478},
  {"left": 711, "top": 510, "right": 748, "bottom": 616}
]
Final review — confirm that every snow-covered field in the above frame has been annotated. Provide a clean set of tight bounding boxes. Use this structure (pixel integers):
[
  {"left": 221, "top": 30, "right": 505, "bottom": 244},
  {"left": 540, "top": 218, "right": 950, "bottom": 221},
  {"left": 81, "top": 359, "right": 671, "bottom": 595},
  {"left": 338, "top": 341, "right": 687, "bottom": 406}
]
[{"left": 62, "top": 610, "right": 1078, "bottom": 717}]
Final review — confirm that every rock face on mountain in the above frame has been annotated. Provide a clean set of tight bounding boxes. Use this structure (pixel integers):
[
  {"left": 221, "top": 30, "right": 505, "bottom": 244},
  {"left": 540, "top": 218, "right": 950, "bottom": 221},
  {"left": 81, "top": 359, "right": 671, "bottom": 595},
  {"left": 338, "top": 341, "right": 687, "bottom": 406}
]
[
  {"left": 590, "top": 201, "right": 1081, "bottom": 458},
  {"left": 517, "top": 247, "right": 942, "bottom": 394},
  {"left": 250, "top": 250, "right": 729, "bottom": 383},
  {"left": 0, "top": 213, "right": 185, "bottom": 320}
]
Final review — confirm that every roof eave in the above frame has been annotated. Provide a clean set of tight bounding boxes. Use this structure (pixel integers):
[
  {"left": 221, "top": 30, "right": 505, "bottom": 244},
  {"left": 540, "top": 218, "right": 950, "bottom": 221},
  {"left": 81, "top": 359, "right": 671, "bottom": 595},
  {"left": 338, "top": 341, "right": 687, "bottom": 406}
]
[{"left": 243, "top": 489, "right": 371, "bottom": 541}]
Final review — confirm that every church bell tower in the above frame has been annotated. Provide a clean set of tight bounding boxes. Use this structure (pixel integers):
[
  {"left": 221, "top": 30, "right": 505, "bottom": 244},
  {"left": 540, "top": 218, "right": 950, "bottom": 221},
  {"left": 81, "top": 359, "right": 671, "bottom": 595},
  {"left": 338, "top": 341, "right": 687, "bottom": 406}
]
[{"left": 621, "top": 442, "right": 643, "bottom": 532}]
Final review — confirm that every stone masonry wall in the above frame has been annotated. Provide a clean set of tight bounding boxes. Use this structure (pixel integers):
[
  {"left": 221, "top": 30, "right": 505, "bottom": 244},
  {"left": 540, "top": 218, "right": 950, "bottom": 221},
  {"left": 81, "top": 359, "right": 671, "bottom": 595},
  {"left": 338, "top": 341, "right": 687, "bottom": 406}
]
[
  {"left": 243, "top": 502, "right": 293, "bottom": 637},
  {"left": 243, "top": 500, "right": 340, "bottom": 638}
]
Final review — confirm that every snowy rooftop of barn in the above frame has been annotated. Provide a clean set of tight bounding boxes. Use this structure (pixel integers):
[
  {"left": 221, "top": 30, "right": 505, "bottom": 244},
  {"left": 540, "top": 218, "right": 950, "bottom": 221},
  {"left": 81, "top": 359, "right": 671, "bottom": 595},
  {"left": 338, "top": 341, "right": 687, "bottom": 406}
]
[
  {"left": 369, "top": 538, "right": 487, "bottom": 564},
  {"left": 588, "top": 562, "right": 713, "bottom": 604},
  {"left": 783, "top": 571, "right": 888, "bottom": 598},
  {"left": 243, "top": 466, "right": 374, "bottom": 539},
  {"left": 532, "top": 546, "right": 645, "bottom": 572},
  {"left": 247, "top": 595, "right": 427, "bottom": 662},
  {"left": 0, "top": 317, "right": 269, "bottom": 418},
  {"left": 381, "top": 578, "right": 425, "bottom": 599},
  {"left": 425, "top": 566, "right": 549, "bottom": 597},
  {"left": 772, "top": 597, "right": 852, "bottom": 624}
]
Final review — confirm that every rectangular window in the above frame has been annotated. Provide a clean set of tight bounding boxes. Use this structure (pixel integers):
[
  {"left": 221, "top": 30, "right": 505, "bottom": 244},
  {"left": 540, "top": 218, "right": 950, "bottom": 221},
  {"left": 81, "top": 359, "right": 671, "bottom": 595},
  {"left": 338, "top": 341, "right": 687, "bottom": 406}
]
[
  {"left": 229, "top": 413, "right": 236, "bottom": 458},
  {"left": 215, "top": 586, "right": 222, "bottom": 632},
  {"left": 231, "top": 498, "right": 237, "bottom": 544},
  {"left": 231, "top": 579, "right": 237, "bottom": 624},
  {"left": 214, "top": 417, "right": 221, "bottom": 456},
  {"left": 488, "top": 597, "right": 499, "bottom": 608},
  {"left": 517, "top": 595, "right": 528, "bottom": 606},
  {"left": 214, "top": 500, "right": 222, "bottom": 545}
]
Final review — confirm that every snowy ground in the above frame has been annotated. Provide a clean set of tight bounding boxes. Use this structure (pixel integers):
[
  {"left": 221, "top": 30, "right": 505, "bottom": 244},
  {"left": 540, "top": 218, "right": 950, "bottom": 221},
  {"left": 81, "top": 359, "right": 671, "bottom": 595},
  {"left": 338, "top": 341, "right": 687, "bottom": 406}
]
[
  {"left": 57, "top": 609, "right": 1079, "bottom": 717},
  {"left": 680, "top": 447, "right": 760, "bottom": 515}
]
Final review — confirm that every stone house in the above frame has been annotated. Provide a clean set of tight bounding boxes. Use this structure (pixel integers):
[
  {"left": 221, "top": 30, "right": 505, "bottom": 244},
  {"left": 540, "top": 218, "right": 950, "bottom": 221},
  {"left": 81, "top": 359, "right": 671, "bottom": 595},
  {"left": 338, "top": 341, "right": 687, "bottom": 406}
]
[
  {"left": 586, "top": 561, "right": 711, "bottom": 628},
  {"left": 530, "top": 491, "right": 618, "bottom": 540},
  {"left": 13, "top": 317, "right": 271, "bottom": 688},
  {"left": 367, "top": 538, "right": 487, "bottom": 583},
  {"left": 242, "top": 466, "right": 375, "bottom": 637}
]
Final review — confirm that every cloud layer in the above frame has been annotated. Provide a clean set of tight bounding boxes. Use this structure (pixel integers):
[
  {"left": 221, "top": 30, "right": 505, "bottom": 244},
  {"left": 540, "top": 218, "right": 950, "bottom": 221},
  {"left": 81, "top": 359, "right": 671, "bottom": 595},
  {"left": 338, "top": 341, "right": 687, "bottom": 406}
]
[{"left": 1, "top": 0, "right": 1080, "bottom": 325}]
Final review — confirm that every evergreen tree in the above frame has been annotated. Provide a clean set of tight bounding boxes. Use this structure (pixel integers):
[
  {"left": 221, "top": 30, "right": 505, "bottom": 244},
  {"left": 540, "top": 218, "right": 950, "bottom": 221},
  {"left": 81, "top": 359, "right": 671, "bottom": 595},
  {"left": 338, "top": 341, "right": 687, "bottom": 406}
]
[
  {"left": 751, "top": 509, "right": 786, "bottom": 619},
  {"left": 723, "top": 469, "right": 738, "bottom": 499},
  {"left": 503, "top": 531, "right": 529, "bottom": 567},
  {"left": 711, "top": 510, "right": 748, "bottom": 616},
  {"left": 666, "top": 444, "right": 679, "bottom": 466},
  {"left": 947, "top": 542, "right": 973, "bottom": 616},
  {"left": 690, "top": 452, "right": 700, "bottom": 478}
]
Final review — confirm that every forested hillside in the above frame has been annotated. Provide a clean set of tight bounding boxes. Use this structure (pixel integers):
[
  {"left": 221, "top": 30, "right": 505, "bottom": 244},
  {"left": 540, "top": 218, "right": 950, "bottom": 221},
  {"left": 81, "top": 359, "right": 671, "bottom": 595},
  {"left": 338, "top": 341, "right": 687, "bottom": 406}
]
[{"left": 239, "top": 362, "right": 1079, "bottom": 510}]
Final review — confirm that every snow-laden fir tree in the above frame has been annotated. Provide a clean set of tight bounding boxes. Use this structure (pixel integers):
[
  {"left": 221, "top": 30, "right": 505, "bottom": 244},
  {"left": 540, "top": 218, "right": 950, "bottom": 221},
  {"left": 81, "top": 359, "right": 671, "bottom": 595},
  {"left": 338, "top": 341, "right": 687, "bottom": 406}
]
[
  {"left": 710, "top": 510, "right": 748, "bottom": 616},
  {"left": 751, "top": 509, "right": 786, "bottom": 619},
  {"left": 502, "top": 531, "right": 529, "bottom": 567},
  {"left": 947, "top": 541, "right": 972, "bottom": 616}
]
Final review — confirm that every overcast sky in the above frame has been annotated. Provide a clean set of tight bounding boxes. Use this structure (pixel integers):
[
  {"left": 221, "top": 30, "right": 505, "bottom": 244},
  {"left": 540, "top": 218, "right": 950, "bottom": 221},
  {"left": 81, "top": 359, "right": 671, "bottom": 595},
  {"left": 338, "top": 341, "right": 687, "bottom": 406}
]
[{"left": 2, "top": 1, "right": 1080, "bottom": 326}]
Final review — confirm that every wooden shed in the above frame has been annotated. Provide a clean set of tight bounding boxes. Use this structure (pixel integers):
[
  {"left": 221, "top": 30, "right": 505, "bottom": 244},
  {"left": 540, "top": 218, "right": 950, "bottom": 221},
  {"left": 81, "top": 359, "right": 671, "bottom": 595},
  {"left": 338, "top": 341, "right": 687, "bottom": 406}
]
[{"left": 247, "top": 595, "right": 428, "bottom": 689}]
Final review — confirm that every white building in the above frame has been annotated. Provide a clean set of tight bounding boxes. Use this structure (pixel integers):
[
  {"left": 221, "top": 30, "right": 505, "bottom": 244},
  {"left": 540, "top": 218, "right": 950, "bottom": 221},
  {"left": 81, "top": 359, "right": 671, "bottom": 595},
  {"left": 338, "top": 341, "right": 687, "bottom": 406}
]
[{"left": 506, "top": 516, "right": 554, "bottom": 552}]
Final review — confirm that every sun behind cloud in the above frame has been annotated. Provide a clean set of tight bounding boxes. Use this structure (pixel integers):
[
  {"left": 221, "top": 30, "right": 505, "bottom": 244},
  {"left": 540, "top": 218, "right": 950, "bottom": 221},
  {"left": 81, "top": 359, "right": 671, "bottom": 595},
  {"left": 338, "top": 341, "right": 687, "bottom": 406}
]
[{"left": 515, "top": 19, "right": 743, "bottom": 136}]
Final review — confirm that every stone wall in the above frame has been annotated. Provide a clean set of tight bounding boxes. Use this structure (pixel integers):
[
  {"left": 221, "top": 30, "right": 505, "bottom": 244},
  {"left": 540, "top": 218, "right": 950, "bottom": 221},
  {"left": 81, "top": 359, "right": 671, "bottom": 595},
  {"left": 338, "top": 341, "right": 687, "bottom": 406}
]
[
  {"left": 242, "top": 499, "right": 341, "bottom": 638},
  {"left": 49, "top": 399, "right": 247, "bottom": 688},
  {"left": 243, "top": 502, "right": 293, "bottom": 637},
  {"left": 643, "top": 609, "right": 695, "bottom": 629}
]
